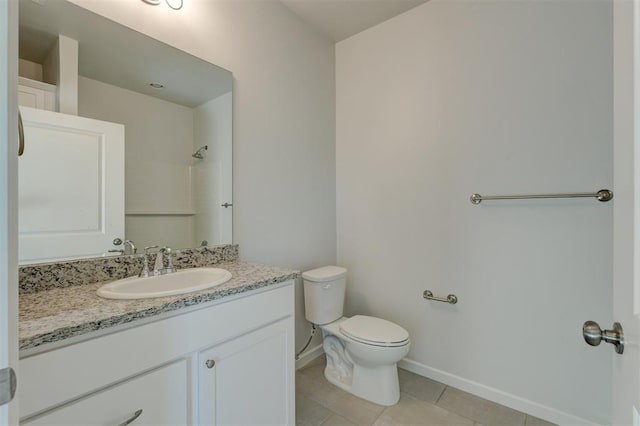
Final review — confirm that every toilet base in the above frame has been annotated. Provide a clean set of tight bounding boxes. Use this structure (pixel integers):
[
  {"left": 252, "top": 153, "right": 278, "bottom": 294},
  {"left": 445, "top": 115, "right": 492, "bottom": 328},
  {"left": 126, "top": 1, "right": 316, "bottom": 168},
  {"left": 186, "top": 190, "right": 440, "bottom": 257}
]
[
  {"left": 324, "top": 362, "right": 400, "bottom": 406},
  {"left": 322, "top": 333, "right": 401, "bottom": 406}
]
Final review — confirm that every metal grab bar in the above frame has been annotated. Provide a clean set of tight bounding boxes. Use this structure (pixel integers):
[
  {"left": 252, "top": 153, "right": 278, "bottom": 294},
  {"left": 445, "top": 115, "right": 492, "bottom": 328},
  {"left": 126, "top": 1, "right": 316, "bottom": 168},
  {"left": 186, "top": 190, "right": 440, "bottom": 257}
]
[
  {"left": 469, "top": 189, "right": 613, "bottom": 205},
  {"left": 423, "top": 290, "right": 458, "bottom": 305}
]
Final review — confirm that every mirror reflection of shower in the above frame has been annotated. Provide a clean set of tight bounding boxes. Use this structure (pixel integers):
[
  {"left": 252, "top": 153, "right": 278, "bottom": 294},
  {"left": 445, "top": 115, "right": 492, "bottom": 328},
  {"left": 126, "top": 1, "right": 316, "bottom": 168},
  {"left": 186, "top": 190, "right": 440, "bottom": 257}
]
[{"left": 192, "top": 145, "right": 208, "bottom": 159}]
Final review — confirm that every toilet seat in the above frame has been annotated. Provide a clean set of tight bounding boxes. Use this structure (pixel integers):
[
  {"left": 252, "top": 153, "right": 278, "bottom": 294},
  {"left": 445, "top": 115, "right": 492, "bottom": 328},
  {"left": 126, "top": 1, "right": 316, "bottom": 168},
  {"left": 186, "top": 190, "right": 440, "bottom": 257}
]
[{"left": 339, "top": 315, "right": 409, "bottom": 348}]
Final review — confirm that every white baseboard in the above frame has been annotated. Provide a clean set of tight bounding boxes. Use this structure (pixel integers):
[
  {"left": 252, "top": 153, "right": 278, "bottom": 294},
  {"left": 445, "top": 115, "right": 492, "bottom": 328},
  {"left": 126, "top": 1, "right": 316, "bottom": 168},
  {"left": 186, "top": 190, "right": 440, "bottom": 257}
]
[
  {"left": 295, "top": 344, "right": 324, "bottom": 370},
  {"left": 398, "top": 358, "right": 600, "bottom": 426}
]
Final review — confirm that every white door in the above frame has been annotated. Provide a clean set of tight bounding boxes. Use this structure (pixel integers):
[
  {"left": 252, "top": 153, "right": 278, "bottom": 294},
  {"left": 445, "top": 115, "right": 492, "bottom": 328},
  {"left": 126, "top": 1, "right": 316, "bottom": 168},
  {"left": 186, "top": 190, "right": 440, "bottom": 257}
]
[
  {"left": 18, "top": 107, "right": 124, "bottom": 263},
  {"left": 613, "top": 1, "right": 640, "bottom": 424},
  {"left": 0, "top": 1, "right": 19, "bottom": 425}
]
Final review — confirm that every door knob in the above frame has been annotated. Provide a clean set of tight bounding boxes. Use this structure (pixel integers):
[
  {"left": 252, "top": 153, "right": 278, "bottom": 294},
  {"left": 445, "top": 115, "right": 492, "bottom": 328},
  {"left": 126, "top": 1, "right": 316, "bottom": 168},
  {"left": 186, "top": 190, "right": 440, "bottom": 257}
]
[
  {"left": 583, "top": 320, "right": 624, "bottom": 354},
  {"left": 0, "top": 367, "right": 16, "bottom": 406}
]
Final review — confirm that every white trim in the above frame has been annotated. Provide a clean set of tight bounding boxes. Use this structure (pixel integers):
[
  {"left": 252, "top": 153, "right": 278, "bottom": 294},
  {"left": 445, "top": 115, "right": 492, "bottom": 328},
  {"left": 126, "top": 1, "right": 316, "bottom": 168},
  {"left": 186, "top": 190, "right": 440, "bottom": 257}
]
[
  {"left": 613, "top": 0, "right": 640, "bottom": 424},
  {"left": 295, "top": 344, "right": 324, "bottom": 370},
  {"left": 0, "top": 0, "right": 19, "bottom": 424},
  {"left": 18, "top": 77, "right": 56, "bottom": 93},
  {"left": 398, "top": 358, "right": 599, "bottom": 426}
]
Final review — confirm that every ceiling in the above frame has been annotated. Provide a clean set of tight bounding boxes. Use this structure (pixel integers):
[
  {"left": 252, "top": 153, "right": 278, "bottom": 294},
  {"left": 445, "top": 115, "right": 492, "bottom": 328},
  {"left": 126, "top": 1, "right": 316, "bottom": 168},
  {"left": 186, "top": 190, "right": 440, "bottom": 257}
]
[{"left": 279, "top": 0, "right": 429, "bottom": 42}]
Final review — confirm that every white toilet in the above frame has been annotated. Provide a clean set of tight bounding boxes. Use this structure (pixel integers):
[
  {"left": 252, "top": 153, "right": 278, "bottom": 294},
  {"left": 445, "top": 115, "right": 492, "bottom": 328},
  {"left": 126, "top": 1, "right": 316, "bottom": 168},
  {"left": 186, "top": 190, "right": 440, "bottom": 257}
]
[{"left": 302, "top": 266, "right": 410, "bottom": 406}]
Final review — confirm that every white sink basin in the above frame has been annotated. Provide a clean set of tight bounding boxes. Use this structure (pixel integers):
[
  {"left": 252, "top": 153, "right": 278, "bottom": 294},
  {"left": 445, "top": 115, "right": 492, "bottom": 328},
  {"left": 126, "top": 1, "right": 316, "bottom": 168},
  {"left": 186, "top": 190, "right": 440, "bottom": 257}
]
[{"left": 96, "top": 267, "right": 232, "bottom": 300}]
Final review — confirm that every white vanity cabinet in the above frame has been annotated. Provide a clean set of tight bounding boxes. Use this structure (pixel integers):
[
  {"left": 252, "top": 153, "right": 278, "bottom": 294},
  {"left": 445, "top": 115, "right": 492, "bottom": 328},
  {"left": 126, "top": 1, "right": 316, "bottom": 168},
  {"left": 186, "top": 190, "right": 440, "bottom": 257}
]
[{"left": 19, "top": 282, "right": 295, "bottom": 425}]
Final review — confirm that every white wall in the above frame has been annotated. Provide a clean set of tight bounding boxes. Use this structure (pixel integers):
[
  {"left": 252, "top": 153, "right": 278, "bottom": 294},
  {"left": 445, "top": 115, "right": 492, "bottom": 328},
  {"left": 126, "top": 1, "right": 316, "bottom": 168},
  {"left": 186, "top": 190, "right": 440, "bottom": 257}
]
[
  {"left": 18, "top": 59, "right": 43, "bottom": 82},
  {"left": 337, "top": 1, "right": 612, "bottom": 424},
  {"left": 69, "top": 0, "right": 336, "bottom": 353},
  {"left": 78, "top": 76, "right": 196, "bottom": 249}
]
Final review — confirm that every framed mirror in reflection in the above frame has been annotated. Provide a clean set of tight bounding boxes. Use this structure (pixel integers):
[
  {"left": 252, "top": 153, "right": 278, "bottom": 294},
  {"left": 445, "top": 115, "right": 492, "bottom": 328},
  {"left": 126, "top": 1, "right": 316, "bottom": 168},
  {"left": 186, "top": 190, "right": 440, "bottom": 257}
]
[{"left": 18, "top": 0, "right": 233, "bottom": 264}]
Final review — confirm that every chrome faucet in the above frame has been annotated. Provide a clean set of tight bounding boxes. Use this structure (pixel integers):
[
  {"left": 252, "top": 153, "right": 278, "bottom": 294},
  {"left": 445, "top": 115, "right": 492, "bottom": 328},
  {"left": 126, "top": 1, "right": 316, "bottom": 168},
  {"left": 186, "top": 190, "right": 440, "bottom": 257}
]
[
  {"left": 138, "top": 245, "right": 176, "bottom": 277},
  {"left": 123, "top": 240, "right": 137, "bottom": 255},
  {"left": 139, "top": 245, "right": 158, "bottom": 278},
  {"left": 153, "top": 249, "right": 164, "bottom": 276},
  {"left": 152, "top": 246, "right": 177, "bottom": 276},
  {"left": 160, "top": 246, "right": 177, "bottom": 274},
  {"left": 108, "top": 239, "right": 137, "bottom": 256}
]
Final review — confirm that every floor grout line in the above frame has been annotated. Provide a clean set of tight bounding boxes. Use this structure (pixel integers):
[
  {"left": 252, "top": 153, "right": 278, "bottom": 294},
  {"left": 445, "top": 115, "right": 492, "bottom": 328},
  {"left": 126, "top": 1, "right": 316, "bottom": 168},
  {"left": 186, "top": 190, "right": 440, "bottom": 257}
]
[
  {"left": 316, "top": 408, "right": 335, "bottom": 426},
  {"left": 372, "top": 403, "right": 393, "bottom": 426},
  {"left": 435, "top": 384, "right": 447, "bottom": 404}
]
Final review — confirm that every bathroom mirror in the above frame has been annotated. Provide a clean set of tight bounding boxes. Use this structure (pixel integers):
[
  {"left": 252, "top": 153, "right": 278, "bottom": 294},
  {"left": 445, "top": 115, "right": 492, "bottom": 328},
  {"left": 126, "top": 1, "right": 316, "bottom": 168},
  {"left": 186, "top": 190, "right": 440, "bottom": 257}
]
[{"left": 18, "top": 0, "right": 233, "bottom": 264}]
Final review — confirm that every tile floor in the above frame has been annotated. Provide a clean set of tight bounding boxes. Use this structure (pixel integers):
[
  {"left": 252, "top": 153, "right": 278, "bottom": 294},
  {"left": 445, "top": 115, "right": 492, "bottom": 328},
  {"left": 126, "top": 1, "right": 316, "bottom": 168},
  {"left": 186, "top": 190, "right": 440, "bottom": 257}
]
[{"left": 296, "top": 357, "right": 557, "bottom": 426}]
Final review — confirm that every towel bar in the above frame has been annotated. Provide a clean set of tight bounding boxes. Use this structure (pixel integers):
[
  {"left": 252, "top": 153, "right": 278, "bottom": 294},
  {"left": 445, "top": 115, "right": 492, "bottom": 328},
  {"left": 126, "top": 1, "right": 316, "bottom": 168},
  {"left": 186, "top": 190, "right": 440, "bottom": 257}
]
[{"left": 470, "top": 189, "right": 613, "bottom": 205}]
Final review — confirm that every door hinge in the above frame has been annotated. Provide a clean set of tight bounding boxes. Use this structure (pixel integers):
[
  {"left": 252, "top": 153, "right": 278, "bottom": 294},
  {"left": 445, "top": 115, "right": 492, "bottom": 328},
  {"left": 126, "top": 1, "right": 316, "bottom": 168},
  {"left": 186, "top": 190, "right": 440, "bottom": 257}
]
[{"left": 0, "top": 367, "right": 16, "bottom": 406}]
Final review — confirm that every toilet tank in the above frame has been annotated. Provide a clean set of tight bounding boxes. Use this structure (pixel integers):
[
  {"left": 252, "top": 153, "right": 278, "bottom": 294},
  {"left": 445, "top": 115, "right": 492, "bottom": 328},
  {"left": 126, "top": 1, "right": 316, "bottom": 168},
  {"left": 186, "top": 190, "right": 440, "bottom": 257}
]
[{"left": 302, "top": 266, "right": 347, "bottom": 325}]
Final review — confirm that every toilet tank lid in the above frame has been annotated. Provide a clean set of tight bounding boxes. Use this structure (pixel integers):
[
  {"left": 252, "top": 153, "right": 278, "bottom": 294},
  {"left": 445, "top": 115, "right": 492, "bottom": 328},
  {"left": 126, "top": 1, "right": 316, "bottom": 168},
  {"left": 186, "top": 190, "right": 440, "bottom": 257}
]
[{"left": 302, "top": 266, "right": 347, "bottom": 282}]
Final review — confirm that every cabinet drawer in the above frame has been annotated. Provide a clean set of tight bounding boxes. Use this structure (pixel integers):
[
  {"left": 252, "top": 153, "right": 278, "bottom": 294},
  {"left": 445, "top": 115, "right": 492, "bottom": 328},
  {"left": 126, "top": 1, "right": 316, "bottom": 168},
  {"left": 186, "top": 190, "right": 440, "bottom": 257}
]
[{"left": 23, "top": 360, "right": 188, "bottom": 425}]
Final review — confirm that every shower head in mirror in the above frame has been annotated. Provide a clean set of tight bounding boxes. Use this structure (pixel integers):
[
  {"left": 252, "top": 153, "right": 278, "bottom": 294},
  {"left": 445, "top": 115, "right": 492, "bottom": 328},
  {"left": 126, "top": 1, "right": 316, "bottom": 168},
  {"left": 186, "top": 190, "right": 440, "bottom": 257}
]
[{"left": 192, "top": 145, "right": 208, "bottom": 159}]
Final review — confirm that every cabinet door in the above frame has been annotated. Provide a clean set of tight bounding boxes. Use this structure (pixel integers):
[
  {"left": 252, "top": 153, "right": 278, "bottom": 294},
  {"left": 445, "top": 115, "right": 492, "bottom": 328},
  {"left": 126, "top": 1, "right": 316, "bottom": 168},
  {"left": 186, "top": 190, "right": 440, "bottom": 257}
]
[
  {"left": 23, "top": 360, "right": 188, "bottom": 426},
  {"left": 18, "top": 84, "right": 55, "bottom": 111},
  {"left": 198, "top": 318, "right": 294, "bottom": 425}
]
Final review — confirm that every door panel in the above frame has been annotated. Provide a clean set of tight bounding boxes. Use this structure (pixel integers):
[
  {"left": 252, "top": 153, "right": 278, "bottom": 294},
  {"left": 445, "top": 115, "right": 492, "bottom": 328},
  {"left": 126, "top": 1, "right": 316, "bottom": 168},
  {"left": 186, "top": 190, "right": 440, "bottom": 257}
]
[
  {"left": 18, "top": 107, "right": 124, "bottom": 263},
  {"left": 0, "top": 1, "right": 19, "bottom": 424}
]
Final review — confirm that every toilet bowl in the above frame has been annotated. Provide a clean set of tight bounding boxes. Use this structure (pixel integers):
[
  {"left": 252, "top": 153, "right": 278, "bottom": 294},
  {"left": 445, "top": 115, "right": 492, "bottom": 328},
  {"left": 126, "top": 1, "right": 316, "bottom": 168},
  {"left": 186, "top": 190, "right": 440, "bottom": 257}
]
[
  {"left": 320, "top": 315, "right": 410, "bottom": 405},
  {"left": 302, "top": 266, "right": 411, "bottom": 406}
]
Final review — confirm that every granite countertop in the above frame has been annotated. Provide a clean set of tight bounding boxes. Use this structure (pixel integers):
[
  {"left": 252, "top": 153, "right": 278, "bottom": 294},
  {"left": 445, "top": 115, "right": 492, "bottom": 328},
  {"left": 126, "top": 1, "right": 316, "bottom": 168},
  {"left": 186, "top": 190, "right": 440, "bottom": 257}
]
[{"left": 19, "top": 261, "right": 299, "bottom": 352}]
